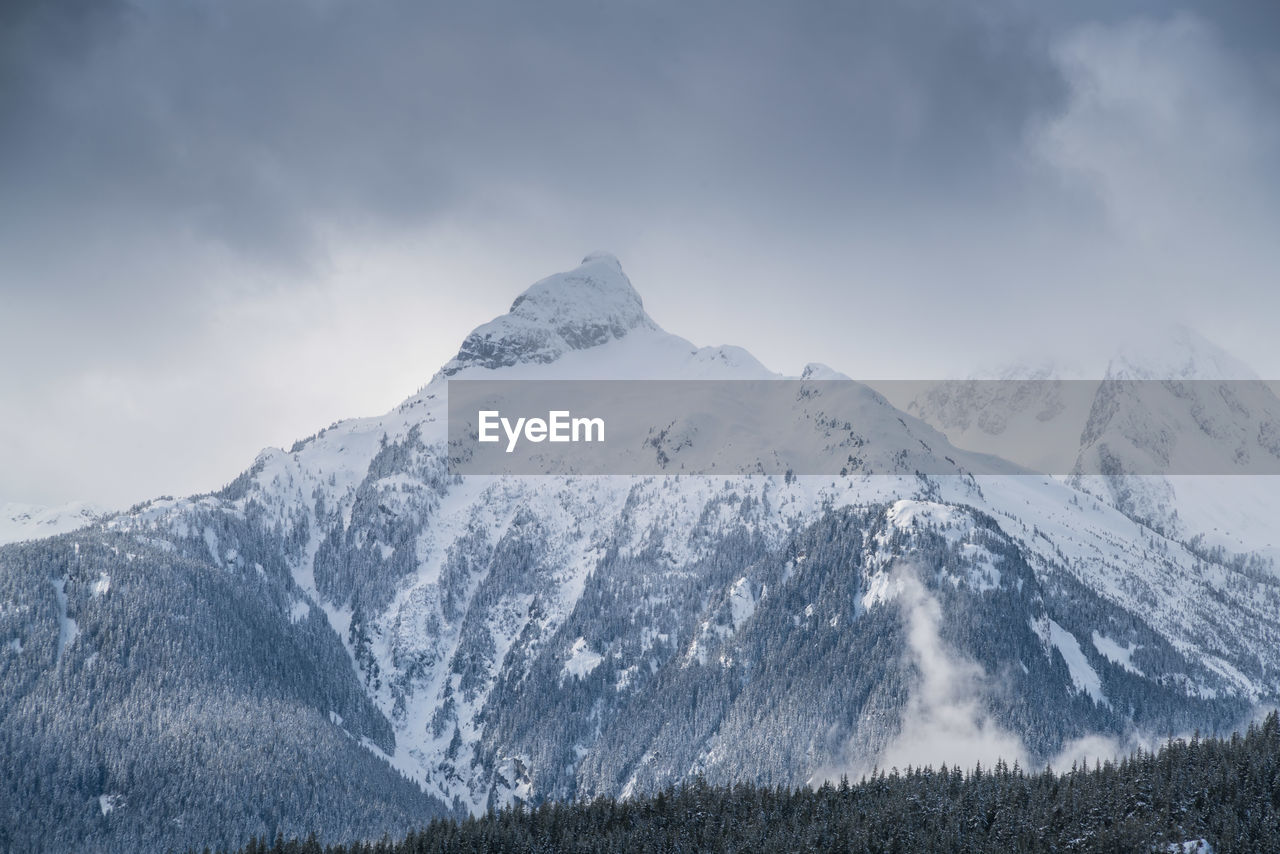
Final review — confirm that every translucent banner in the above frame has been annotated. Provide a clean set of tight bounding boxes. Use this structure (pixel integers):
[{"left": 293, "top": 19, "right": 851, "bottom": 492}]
[{"left": 446, "top": 379, "right": 1280, "bottom": 476}]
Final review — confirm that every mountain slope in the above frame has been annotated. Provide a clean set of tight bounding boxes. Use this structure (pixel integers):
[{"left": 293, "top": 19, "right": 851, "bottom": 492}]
[
  {"left": 2, "top": 255, "right": 1277, "bottom": 852},
  {"left": 903, "top": 330, "right": 1280, "bottom": 566},
  {"left": 0, "top": 529, "right": 446, "bottom": 853}
]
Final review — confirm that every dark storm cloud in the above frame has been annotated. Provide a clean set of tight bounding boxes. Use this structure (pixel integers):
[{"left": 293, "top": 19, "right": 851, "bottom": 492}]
[
  {"left": 4, "top": 1, "right": 1276, "bottom": 279},
  {"left": 2, "top": 0, "right": 1279, "bottom": 507},
  {"left": 0, "top": 0, "right": 1080, "bottom": 383},
  {"left": 0, "top": 0, "right": 1068, "bottom": 273}
]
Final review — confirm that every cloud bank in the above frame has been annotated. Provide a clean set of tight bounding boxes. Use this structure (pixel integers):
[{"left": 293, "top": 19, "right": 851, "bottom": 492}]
[{"left": 3, "top": 2, "right": 1279, "bottom": 505}]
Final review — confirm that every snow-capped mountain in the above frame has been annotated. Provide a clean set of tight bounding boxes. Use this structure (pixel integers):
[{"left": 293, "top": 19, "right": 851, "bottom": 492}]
[
  {"left": 1074, "top": 329, "right": 1280, "bottom": 558},
  {"left": 903, "top": 327, "right": 1280, "bottom": 566},
  {"left": 3, "top": 255, "right": 1278, "bottom": 853}
]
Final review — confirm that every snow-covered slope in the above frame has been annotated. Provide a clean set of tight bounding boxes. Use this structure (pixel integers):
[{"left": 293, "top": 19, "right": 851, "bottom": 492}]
[
  {"left": 904, "top": 329, "right": 1280, "bottom": 568},
  {"left": 3, "top": 256, "right": 1278, "bottom": 852},
  {"left": 1073, "top": 329, "right": 1280, "bottom": 556},
  {"left": 898, "top": 362, "right": 1093, "bottom": 475},
  {"left": 0, "top": 501, "right": 109, "bottom": 545}
]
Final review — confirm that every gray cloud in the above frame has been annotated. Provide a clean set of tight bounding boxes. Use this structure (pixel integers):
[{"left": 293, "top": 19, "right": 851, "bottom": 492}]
[
  {"left": 2, "top": 1, "right": 1279, "bottom": 505},
  {"left": 1, "top": 0, "right": 1066, "bottom": 258}
]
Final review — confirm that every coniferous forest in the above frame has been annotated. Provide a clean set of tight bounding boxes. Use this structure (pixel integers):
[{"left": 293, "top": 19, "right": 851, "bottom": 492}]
[{"left": 210, "top": 712, "right": 1279, "bottom": 854}]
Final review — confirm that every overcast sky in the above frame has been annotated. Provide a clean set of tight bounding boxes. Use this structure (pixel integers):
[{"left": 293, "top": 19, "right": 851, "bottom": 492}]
[{"left": 3, "top": 0, "right": 1279, "bottom": 508}]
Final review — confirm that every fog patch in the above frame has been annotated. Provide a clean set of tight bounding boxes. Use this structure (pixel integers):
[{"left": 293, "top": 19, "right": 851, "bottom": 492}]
[
  {"left": 1051, "top": 703, "right": 1280, "bottom": 772},
  {"left": 833, "top": 564, "right": 1028, "bottom": 781},
  {"left": 1050, "top": 733, "right": 1132, "bottom": 771}
]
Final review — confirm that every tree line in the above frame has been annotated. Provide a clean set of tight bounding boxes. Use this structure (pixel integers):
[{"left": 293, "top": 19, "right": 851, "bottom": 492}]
[{"left": 209, "top": 711, "right": 1278, "bottom": 854}]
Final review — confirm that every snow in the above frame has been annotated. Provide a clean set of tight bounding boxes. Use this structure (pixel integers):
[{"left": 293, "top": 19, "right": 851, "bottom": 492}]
[
  {"left": 800, "top": 362, "right": 852, "bottom": 381},
  {"left": 1045, "top": 618, "right": 1107, "bottom": 705},
  {"left": 562, "top": 637, "right": 603, "bottom": 681},
  {"left": 52, "top": 578, "right": 78, "bottom": 668},
  {"left": 1092, "top": 631, "right": 1141, "bottom": 674},
  {"left": 1166, "top": 841, "right": 1213, "bottom": 853},
  {"left": 956, "top": 543, "right": 1002, "bottom": 592},
  {"left": 0, "top": 501, "right": 108, "bottom": 546},
  {"left": 872, "top": 501, "right": 1004, "bottom": 593},
  {"left": 98, "top": 794, "right": 123, "bottom": 816},
  {"left": 727, "top": 577, "right": 756, "bottom": 629},
  {"left": 203, "top": 527, "right": 220, "bottom": 565},
  {"left": 1111, "top": 323, "right": 1257, "bottom": 383},
  {"left": 896, "top": 367, "right": 1091, "bottom": 476},
  {"left": 969, "top": 469, "right": 1278, "bottom": 708},
  {"left": 615, "top": 664, "right": 639, "bottom": 691},
  {"left": 1153, "top": 475, "right": 1280, "bottom": 569},
  {"left": 289, "top": 601, "right": 311, "bottom": 623},
  {"left": 440, "top": 254, "right": 658, "bottom": 377},
  {"left": 884, "top": 500, "right": 968, "bottom": 542},
  {"left": 1199, "top": 657, "right": 1262, "bottom": 699},
  {"left": 91, "top": 572, "right": 111, "bottom": 597},
  {"left": 902, "top": 330, "right": 1280, "bottom": 566},
  {"left": 862, "top": 571, "right": 908, "bottom": 610}
]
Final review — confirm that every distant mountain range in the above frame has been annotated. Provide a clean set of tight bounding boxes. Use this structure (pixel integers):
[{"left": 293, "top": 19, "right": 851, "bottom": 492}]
[{"left": 902, "top": 329, "right": 1280, "bottom": 565}]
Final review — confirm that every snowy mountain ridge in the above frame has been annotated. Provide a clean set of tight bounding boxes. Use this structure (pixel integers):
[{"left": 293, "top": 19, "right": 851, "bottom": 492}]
[
  {"left": 0, "top": 501, "right": 110, "bottom": 546},
  {"left": 3, "top": 254, "right": 1278, "bottom": 851},
  {"left": 902, "top": 332, "right": 1280, "bottom": 565}
]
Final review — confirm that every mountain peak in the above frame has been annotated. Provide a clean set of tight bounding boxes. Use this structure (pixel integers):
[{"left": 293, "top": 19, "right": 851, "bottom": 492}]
[
  {"left": 1107, "top": 323, "right": 1257, "bottom": 381},
  {"left": 579, "top": 249, "right": 623, "bottom": 268},
  {"left": 441, "top": 254, "right": 659, "bottom": 376}
]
